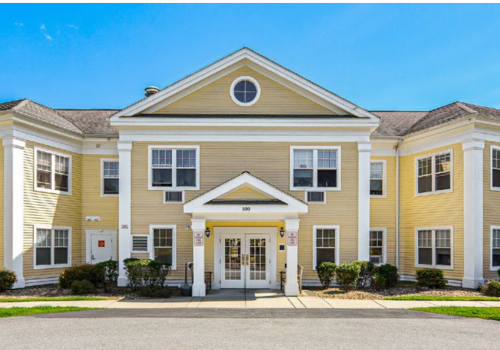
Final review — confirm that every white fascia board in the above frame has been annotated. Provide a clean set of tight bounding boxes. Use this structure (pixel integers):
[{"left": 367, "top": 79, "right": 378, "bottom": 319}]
[{"left": 371, "top": 139, "right": 398, "bottom": 156}]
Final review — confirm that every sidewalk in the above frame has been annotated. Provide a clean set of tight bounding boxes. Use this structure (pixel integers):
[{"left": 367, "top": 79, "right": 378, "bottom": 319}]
[{"left": 2, "top": 290, "right": 500, "bottom": 309}]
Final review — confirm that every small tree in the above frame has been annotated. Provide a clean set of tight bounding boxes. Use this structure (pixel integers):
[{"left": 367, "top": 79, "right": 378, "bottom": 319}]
[
  {"left": 335, "top": 262, "right": 361, "bottom": 292},
  {"left": 316, "top": 262, "right": 336, "bottom": 289}
]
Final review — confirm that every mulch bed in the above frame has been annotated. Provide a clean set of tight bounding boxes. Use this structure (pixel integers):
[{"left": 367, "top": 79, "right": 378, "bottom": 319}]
[{"left": 308, "top": 282, "right": 485, "bottom": 300}]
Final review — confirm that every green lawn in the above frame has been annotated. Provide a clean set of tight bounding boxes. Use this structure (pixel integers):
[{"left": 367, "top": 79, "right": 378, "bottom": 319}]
[
  {"left": 384, "top": 296, "right": 500, "bottom": 301},
  {"left": 0, "top": 306, "right": 98, "bottom": 318},
  {"left": 0, "top": 296, "right": 109, "bottom": 303},
  {"left": 410, "top": 307, "right": 500, "bottom": 321}
]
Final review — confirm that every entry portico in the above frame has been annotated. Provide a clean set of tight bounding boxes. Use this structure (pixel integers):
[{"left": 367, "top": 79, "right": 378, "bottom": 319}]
[{"left": 184, "top": 172, "right": 308, "bottom": 296}]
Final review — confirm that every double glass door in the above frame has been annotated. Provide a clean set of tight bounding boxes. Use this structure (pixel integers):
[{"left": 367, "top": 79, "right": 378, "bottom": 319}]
[{"left": 221, "top": 233, "right": 269, "bottom": 289}]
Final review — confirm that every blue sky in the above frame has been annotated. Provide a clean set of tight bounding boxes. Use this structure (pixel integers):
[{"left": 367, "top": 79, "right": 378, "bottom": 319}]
[{"left": 1, "top": 3, "right": 500, "bottom": 111}]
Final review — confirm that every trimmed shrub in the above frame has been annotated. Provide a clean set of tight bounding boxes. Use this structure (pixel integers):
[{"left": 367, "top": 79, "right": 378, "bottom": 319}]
[
  {"left": 335, "top": 262, "right": 361, "bottom": 292},
  {"left": 481, "top": 280, "right": 500, "bottom": 297},
  {"left": 0, "top": 269, "right": 17, "bottom": 292},
  {"left": 138, "top": 286, "right": 173, "bottom": 298},
  {"left": 94, "top": 260, "right": 118, "bottom": 292},
  {"left": 316, "top": 262, "right": 337, "bottom": 289},
  {"left": 371, "top": 273, "right": 387, "bottom": 290},
  {"left": 416, "top": 268, "right": 447, "bottom": 288},
  {"left": 124, "top": 259, "right": 171, "bottom": 290},
  {"left": 70, "top": 280, "right": 96, "bottom": 295},
  {"left": 59, "top": 264, "right": 102, "bottom": 289},
  {"left": 375, "top": 264, "right": 399, "bottom": 288},
  {"left": 354, "top": 261, "right": 375, "bottom": 288},
  {"left": 497, "top": 268, "right": 500, "bottom": 280}
]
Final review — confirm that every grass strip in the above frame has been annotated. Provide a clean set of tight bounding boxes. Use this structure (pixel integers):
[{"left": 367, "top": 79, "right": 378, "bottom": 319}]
[
  {"left": 410, "top": 306, "right": 500, "bottom": 321},
  {"left": 384, "top": 296, "right": 500, "bottom": 301},
  {"left": 0, "top": 296, "right": 109, "bottom": 303},
  {"left": 0, "top": 306, "right": 99, "bottom": 318}
]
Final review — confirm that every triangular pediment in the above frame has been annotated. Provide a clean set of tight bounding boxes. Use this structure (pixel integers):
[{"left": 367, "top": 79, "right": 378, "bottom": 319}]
[{"left": 184, "top": 172, "right": 308, "bottom": 214}]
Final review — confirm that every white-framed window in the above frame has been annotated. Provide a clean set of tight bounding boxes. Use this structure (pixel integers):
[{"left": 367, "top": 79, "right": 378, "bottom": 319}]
[
  {"left": 491, "top": 226, "right": 500, "bottom": 270},
  {"left": 416, "top": 150, "right": 453, "bottom": 195},
  {"left": 149, "top": 225, "right": 177, "bottom": 270},
  {"left": 415, "top": 227, "right": 453, "bottom": 269},
  {"left": 290, "top": 146, "right": 341, "bottom": 191},
  {"left": 101, "top": 159, "right": 119, "bottom": 197},
  {"left": 312, "top": 225, "right": 339, "bottom": 270},
  {"left": 370, "top": 160, "right": 386, "bottom": 197},
  {"left": 369, "top": 228, "right": 386, "bottom": 265},
  {"left": 131, "top": 235, "right": 149, "bottom": 253},
  {"left": 491, "top": 146, "right": 500, "bottom": 190},
  {"left": 148, "top": 146, "right": 200, "bottom": 191},
  {"left": 229, "top": 76, "right": 261, "bottom": 107},
  {"left": 34, "top": 147, "right": 72, "bottom": 195},
  {"left": 34, "top": 225, "right": 71, "bottom": 269}
]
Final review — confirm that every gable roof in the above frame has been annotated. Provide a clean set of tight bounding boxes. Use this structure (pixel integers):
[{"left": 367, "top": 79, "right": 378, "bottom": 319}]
[
  {"left": 110, "top": 47, "right": 380, "bottom": 121},
  {"left": 56, "top": 109, "right": 118, "bottom": 136}
]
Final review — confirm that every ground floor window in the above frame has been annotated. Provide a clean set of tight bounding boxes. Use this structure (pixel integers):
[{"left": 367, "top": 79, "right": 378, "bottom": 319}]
[
  {"left": 34, "top": 226, "right": 71, "bottom": 268},
  {"left": 150, "top": 225, "right": 176, "bottom": 269},
  {"left": 313, "top": 225, "right": 339, "bottom": 269},
  {"left": 416, "top": 228, "right": 452, "bottom": 268},
  {"left": 492, "top": 227, "right": 500, "bottom": 268},
  {"left": 369, "top": 229, "right": 385, "bottom": 265}
]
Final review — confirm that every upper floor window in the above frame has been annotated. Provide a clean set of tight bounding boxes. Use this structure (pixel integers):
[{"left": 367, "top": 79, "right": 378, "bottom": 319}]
[
  {"left": 491, "top": 147, "right": 500, "bottom": 190},
  {"left": 416, "top": 151, "right": 452, "bottom": 195},
  {"left": 102, "top": 160, "right": 119, "bottom": 196},
  {"left": 148, "top": 146, "right": 199, "bottom": 190},
  {"left": 291, "top": 147, "right": 340, "bottom": 190},
  {"left": 313, "top": 226, "right": 339, "bottom": 270},
  {"left": 34, "top": 226, "right": 71, "bottom": 269},
  {"left": 370, "top": 161, "right": 385, "bottom": 197},
  {"left": 230, "top": 76, "right": 261, "bottom": 107},
  {"left": 416, "top": 228, "right": 453, "bottom": 268},
  {"left": 35, "top": 148, "right": 71, "bottom": 194}
]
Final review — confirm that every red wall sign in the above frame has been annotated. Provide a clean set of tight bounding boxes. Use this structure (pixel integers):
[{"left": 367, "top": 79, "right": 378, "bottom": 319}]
[
  {"left": 98, "top": 240, "right": 105, "bottom": 248},
  {"left": 287, "top": 231, "right": 298, "bottom": 246}
]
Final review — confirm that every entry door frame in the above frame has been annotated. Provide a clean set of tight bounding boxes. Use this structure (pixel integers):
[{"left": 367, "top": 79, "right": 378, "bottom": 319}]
[
  {"left": 85, "top": 230, "right": 118, "bottom": 264},
  {"left": 214, "top": 227, "right": 277, "bottom": 290}
]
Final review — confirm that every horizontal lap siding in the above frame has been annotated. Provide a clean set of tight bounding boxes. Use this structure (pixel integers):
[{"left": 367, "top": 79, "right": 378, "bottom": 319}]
[
  {"left": 484, "top": 141, "right": 500, "bottom": 278},
  {"left": 131, "top": 142, "right": 358, "bottom": 280},
  {"left": 23, "top": 142, "right": 83, "bottom": 280},
  {"left": 0, "top": 140, "right": 3, "bottom": 268},
  {"left": 370, "top": 156, "right": 397, "bottom": 265},
  {"left": 154, "top": 65, "right": 335, "bottom": 115},
  {"left": 399, "top": 143, "right": 464, "bottom": 280},
  {"left": 221, "top": 186, "right": 271, "bottom": 200}
]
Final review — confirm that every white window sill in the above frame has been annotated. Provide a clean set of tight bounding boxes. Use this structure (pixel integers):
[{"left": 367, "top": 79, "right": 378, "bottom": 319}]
[
  {"left": 149, "top": 186, "right": 199, "bottom": 191},
  {"left": 415, "top": 189, "right": 453, "bottom": 197},
  {"left": 415, "top": 264, "right": 454, "bottom": 270},
  {"left": 291, "top": 187, "right": 340, "bottom": 192},
  {"left": 370, "top": 194, "right": 387, "bottom": 199},
  {"left": 35, "top": 187, "right": 71, "bottom": 196},
  {"left": 101, "top": 193, "right": 119, "bottom": 198},
  {"left": 489, "top": 187, "right": 500, "bottom": 192},
  {"left": 34, "top": 264, "right": 71, "bottom": 270}
]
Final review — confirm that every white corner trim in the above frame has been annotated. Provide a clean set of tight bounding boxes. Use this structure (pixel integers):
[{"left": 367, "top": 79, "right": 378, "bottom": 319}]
[
  {"left": 100, "top": 158, "right": 119, "bottom": 198},
  {"left": 229, "top": 76, "right": 261, "bottom": 107},
  {"left": 117, "top": 141, "right": 132, "bottom": 286},
  {"left": 414, "top": 226, "right": 454, "bottom": 270},
  {"left": 358, "top": 142, "right": 371, "bottom": 261},
  {"left": 312, "top": 225, "right": 340, "bottom": 270},
  {"left": 33, "top": 146, "right": 73, "bottom": 196},
  {"left": 148, "top": 225, "right": 177, "bottom": 270},
  {"left": 370, "top": 159, "right": 387, "bottom": 199}
]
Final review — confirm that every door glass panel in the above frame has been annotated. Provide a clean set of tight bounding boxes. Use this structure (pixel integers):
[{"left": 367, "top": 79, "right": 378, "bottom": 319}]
[
  {"left": 249, "top": 238, "right": 266, "bottom": 281},
  {"left": 224, "top": 238, "right": 241, "bottom": 280}
]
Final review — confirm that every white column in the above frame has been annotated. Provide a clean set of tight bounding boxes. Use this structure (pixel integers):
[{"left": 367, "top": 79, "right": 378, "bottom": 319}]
[
  {"left": 462, "top": 140, "right": 485, "bottom": 288},
  {"left": 191, "top": 218, "right": 206, "bottom": 297},
  {"left": 3, "top": 137, "right": 25, "bottom": 288},
  {"left": 117, "top": 141, "right": 132, "bottom": 287},
  {"left": 358, "top": 141, "right": 371, "bottom": 261},
  {"left": 285, "top": 218, "right": 300, "bottom": 296}
]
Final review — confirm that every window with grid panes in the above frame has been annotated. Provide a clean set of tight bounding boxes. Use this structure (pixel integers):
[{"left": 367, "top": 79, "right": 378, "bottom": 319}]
[
  {"left": 369, "top": 230, "right": 384, "bottom": 264},
  {"left": 35, "top": 228, "right": 70, "bottom": 267},
  {"left": 417, "top": 152, "right": 451, "bottom": 194},
  {"left": 36, "top": 150, "right": 71, "bottom": 193},
  {"left": 417, "top": 229, "right": 451, "bottom": 267},
  {"left": 315, "top": 228, "right": 336, "bottom": 267},
  {"left": 103, "top": 161, "right": 119, "bottom": 195},
  {"left": 370, "top": 162, "right": 384, "bottom": 196},
  {"left": 492, "top": 148, "right": 500, "bottom": 188},
  {"left": 293, "top": 149, "right": 338, "bottom": 189},
  {"left": 492, "top": 229, "right": 500, "bottom": 267},
  {"left": 153, "top": 228, "right": 173, "bottom": 265}
]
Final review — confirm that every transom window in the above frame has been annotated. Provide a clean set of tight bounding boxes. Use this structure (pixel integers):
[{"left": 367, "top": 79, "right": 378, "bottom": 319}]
[
  {"left": 36, "top": 149, "right": 71, "bottom": 194},
  {"left": 417, "top": 151, "right": 452, "bottom": 194},
  {"left": 491, "top": 147, "right": 500, "bottom": 189},
  {"left": 292, "top": 147, "right": 340, "bottom": 190},
  {"left": 35, "top": 227, "right": 71, "bottom": 268},
  {"left": 313, "top": 226, "right": 338, "bottom": 269},
  {"left": 417, "top": 228, "right": 452, "bottom": 268},
  {"left": 230, "top": 76, "right": 261, "bottom": 106},
  {"left": 369, "top": 230, "right": 385, "bottom": 265},
  {"left": 492, "top": 228, "right": 500, "bottom": 268},
  {"left": 149, "top": 146, "right": 199, "bottom": 190},
  {"left": 152, "top": 227, "right": 176, "bottom": 268},
  {"left": 370, "top": 161, "right": 384, "bottom": 196},
  {"left": 102, "top": 160, "right": 119, "bottom": 195}
]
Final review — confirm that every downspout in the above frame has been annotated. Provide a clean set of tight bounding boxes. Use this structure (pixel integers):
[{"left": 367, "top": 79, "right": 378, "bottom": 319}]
[{"left": 395, "top": 138, "right": 402, "bottom": 269}]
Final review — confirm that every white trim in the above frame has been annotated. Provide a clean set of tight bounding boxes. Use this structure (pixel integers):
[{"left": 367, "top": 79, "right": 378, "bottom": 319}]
[
  {"left": 33, "top": 146, "right": 72, "bottom": 196},
  {"left": 149, "top": 225, "right": 177, "bottom": 270},
  {"left": 24, "top": 277, "right": 59, "bottom": 287},
  {"left": 490, "top": 145, "right": 500, "bottom": 191},
  {"left": 312, "top": 225, "right": 340, "bottom": 271},
  {"left": 415, "top": 148, "right": 454, "bottom": 197},
  {"left": 148, "top": 145, "right": 200, "bottom": 191},
  {"left": 369, "top": 227, "right": 387, "bottom": 265},
  {"left": 33, "top": 225, "right": 72, "bottom": 270},
  {"left": 490, "top": 226, "right": 500, "bottom": 271},
  {"left": 358, "top": 141, "right": 371, "bottom": 261},
  {"left": 304, "top": 191, "right": 326, "bottom": 204},
  {"left": 289, "top": 146, "right": 341, "bottom": 191},
  {"left": 370, "top": 159, "right": 387, "bottom": 198},
  {"left": 414, "top": 226, "right": 454, "bottom": 270},
  {"left": 100, "top": 158, "right": 119, "bottom": 198},
  {"left": 163, "top": 190, "right": 185, "bottom": 204},
  {"left": 131, "top": 235, "right": 149, "bottom": 254},
  {"left": 117, "top": 141, "right": 132, "bottom": 287},
  {"left": 85, "top": 230, "right": 117, "bottom": 264},
  {"left": 229, "top": 76, "right": 261, "bottom": 107}
]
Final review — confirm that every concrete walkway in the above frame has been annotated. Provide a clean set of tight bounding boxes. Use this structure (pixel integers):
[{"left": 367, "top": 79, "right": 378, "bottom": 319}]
[{"left": 2, "top": 289, "right": 500, "bottom": 309}]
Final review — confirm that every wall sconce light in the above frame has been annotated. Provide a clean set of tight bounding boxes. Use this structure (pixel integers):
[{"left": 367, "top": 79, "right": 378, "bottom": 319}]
[
  {"left": 205, "top": 227, "right": 211, "bottom": 238},
  {"left": 279, "top": 227, "right": 285, "bottom": 238}
]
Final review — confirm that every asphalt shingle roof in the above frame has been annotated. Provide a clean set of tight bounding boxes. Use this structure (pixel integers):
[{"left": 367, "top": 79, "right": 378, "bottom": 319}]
[{"left": 56, "top": 109, "right": 118, "bottom": 136}]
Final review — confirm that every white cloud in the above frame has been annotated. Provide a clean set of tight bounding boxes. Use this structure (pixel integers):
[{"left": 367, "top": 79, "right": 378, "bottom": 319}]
[
  {"left": 40, "top": 24, "right": 52, "bottom": 41},
  {"left": 67, "top": 24, "right": 79, "bottom": 30},
  {"left": 40, "top": 24, "right": 45, "bottom": 30}
]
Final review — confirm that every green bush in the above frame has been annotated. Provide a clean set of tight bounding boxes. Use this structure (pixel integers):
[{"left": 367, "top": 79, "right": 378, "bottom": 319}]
[
  {"left": 124, "top": 259, "right": 171, "bottom": 290},
  {"left": 316, "top": 262, "right": 336, "bottom": 289},
  {"left": 59, "top": 265, "right": 102, "bottom": 289},
  {"left": 94, "top": 260, "right": 118, "bottom": 292},
  {"left": 497, "top": 269, "right": 500, "bottom": 280},
  {"left": 335, "top": 262, "right": 361, "bottom": 292},
  {"left": 481, "top": 280, "right": 500, "bottom": 297},
  {"left": 375, "top": 264, "right": 399, "bottom": 288},
  {"left": 354, "top": 261, "right": 375, "bottom": 288},
  {"left": 416, "top": 268, "right": 447, "bottom": 288},
  {"left": 0, "top": 269, "right": 17, "bottom": 292},
  {"left": 371, "top": 273, "right": 387, "bottom": 290},
  {"left": 138, "top": 286, "right": 173, "bottom": 298},
  {"left": 70, "top": 280, "right": 96, "bottom": 295}
]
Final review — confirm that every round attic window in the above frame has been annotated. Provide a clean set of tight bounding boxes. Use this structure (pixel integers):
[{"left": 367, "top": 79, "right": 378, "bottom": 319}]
[{"left": 230, "top": 76, "right": 261, "bottom": 106}]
